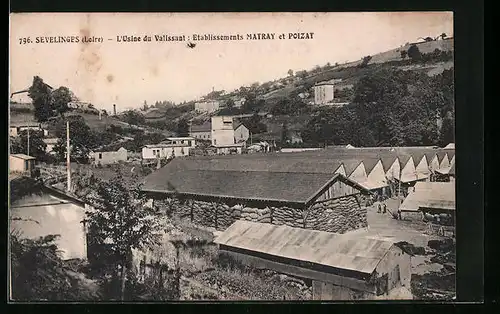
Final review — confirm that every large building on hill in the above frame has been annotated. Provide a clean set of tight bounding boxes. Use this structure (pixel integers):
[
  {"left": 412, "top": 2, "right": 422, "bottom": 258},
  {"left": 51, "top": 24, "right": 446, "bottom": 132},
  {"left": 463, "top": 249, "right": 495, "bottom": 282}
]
[
  {"left": 141, "top": 154, "right": 371, "bottom": 234},
  {"left": 314, "top": 81, "right": 335, "bottom": 104},
  {"left": 195, "top": 101, "right": 220, "bottom": 114}
]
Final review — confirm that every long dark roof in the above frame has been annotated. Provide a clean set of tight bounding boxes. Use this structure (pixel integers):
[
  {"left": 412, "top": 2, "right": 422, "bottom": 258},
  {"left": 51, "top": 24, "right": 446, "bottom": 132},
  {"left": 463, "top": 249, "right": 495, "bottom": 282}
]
[
  {"left": 190, "top": 122, "right": 211, "bottom": 132},
  {"left": 141, "top": 156, "right": 367, "bottom": 204}
]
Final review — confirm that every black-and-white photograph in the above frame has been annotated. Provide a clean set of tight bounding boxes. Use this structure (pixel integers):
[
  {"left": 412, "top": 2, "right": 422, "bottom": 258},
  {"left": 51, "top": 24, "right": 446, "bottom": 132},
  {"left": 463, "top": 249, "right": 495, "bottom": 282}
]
[{"left": 9, "top": 12, "right": 455, "bottom": 301}]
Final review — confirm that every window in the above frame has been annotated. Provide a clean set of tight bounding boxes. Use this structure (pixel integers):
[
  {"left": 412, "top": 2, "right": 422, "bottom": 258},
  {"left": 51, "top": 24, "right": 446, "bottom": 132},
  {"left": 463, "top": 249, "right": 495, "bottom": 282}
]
[
  {"left": 214, "top": 139, "right": 217, "bottom": 145},
  {"left": 98, "top": 153, "right": 102, "bottom": 159}
]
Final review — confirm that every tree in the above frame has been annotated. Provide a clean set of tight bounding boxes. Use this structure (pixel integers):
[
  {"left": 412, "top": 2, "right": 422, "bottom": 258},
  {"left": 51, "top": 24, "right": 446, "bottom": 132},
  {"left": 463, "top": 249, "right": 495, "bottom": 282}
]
[
  {"left": 123, "top": 110, "right": 146, "bottom": 126},
  {"left": 359, "top": 55, "right": 372, "bottom": 67},
  {"left": 28, "top": 76, "right": 53, "bottom": 122},
  {"left": 53, "top": 116, "right": 95, "bottom": 163},
  {"left": 400, "top": 50, "right": 408, "bottom": 59},
  {"left": 225, "top": 99, "right": 235, "bottom": 110},
  {"left": 176, "top": 119, "right": 189, "bottom": 137},
  {"left": 287, "top": 69, "right": 294, "bottom": 77},
  {"left": 51, "top": 87, "right": 72, "bottom": 117},
  {"left": 407, "top": 44, "right": 422, "bottom": 61},
  {"left": 440, "top": 33, "right": 448, "bottom": 40},
  {"left": 245, "top": 114, "right": 267, "bottom": 134},
  {"left": 296, "top": 70, "right": 308, "bottom": 79},
  {"left": 84, "top": 171, "right": 165, "bottom": 300},
  {"left": 11, "top": 130, "right": 47, "bottom": 160},
  {"left": 10, "top": 231, "right": 100, "bottom": 301}
]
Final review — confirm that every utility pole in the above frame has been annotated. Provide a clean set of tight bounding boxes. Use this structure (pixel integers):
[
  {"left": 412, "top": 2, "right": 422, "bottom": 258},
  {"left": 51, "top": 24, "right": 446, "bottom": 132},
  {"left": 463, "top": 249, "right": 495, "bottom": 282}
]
[
  {"left": 26, "top": 127, "right": 30, "bottom": 156},
  {"left": 66, "top": 121, "right": 71, "bottom": 192}
]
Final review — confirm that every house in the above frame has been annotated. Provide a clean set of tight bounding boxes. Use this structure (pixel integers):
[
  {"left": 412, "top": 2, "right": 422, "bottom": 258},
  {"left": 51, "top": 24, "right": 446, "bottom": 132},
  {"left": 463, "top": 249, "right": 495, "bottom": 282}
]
[
  {"left": 9, "top": 122, "right": 47, "bottom": 137},
  {"left": 314, "top": 81, "right": 335, "bottom": 105},
  {"left": 9, "top": 178, "right": 88, "bottom": 260},
  {"left": 43, "top": 138, "right": 59, "bottom": 154},
  {"left": 233, "top": 122, "right": 250, "bottom": 143},
  {"left": 211, "top": 116, "right": 235, "bottom": 147},
  {"left": 162, "top": 137, "right": 196, "bottom": 148},
  {"left": 141, "top": 154, "right": 371, "bottom": 234},
  {"left": 195, "top": 101, "right": 220, "bottom": 114},
  {"left": 91, "top": 147, "right": 128, "bottom": 165},
  {"left": 142, "top": 143, "right": 191, "bottom": 160},
  {"left": 215, "top": 221, "right": 412, "bottom": 300},
  {"left": 9, "top": 154, "right": 36, "bottom": 174},
  {"left": 190, "top": 122, "right": 212, "bottom": 141}
]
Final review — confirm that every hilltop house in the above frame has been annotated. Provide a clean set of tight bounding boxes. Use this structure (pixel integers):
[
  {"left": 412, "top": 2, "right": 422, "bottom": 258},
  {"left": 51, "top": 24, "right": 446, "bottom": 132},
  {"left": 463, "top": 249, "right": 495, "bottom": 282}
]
[
  {"left": 90, "top": 147, "right": 128, "bottom": 166},
  {"left": 195, "top": 101, "right": 220, "bottom": 114},
  {"left": 314, "top": 81, "right": 335, "bottom": 105}
]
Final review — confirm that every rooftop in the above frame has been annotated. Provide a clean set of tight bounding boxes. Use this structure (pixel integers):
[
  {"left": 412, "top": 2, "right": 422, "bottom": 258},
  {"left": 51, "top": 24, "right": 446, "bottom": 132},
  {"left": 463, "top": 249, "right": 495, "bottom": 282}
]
[
  {"left": 190, "top": 122, "right": 211, "bottom": 132},
  {"left": 10, "top": 153, "right": 36, "bottom": 160},
  {"left": 400, "top": 182, "right": 455, "bottom": 212},
  {"left": 144, "top": 143, "right": 190, "bottom": 148},
  {"left": 142, "top": 156, "right": 367, "bottom": 204},
  {"left": 215, "top": 220, "right": 398, "bottom": 276}
]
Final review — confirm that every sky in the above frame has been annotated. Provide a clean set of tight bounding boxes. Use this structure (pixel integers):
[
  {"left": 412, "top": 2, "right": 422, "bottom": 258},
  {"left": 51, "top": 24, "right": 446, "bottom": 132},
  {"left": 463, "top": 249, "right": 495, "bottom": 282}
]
[{"left": 10, "top": 12, "right": 453, "bottom": 112}]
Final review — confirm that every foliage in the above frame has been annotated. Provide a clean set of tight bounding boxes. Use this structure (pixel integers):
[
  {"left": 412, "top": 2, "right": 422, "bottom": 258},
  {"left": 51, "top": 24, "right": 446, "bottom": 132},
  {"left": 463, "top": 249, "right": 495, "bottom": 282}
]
[
  {"left": 84, "top": 170, "right": 166, "bottom": 298},
  {"left": 52, "top": 115, "right": 95, "bottom": 163},
  {"left": 176, "top": 119, "right": 190, "bottom": 137},
  {"left": 270, "top": 97, "right": 310, "bottom": 115},
  {"left": 400, "top": 50, "right": 408, "bottom": 59},
  {"left": 51, "top": 87, "right": 72, "bottom": 117},
  {"left": 123, "top": 110, "right": 146, "bottom": 126},
  {"left": 287, "top": 69, "right": 294, "bottom": 77},
  {"left": 302, "top": 68, "right": 454, "bottom": 147},
  {"left": 244, "top": 114, "right": 267, "bottom": 134},
  {"left": 10, "top": 130, "right": 48, "bottom": 161},
  {"left": 27, "top": 76, "right": 73, "bottom": 122},
  {"left": 359, "top": 55, "right": 372, "bottom": 68},
  {"left": 10, "top": 232, "right": 100, "bottom": 301},
  {"left": 408, "top": 44, "right": 422, "bottom": 61}
]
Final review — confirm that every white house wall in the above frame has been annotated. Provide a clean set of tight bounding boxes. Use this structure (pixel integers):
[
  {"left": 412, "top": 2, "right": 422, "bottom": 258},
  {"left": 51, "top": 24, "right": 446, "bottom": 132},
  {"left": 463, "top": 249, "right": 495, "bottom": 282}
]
[
  {"left": 348, "top": 162, "right": 367, "bottom": 184},
  {"left": 142, "top": 146, "right": 190, "bottom": 160},
  {"left": 234, "top": 126, "right": 250, "bottom": 143},
  {"left": 367, "top": 160, "right": 387, "bottom": 185},
  {"left": 429, "top": 155, "right": 440, "bottom": 172},
  {"left": 440, "top": 154, "right": 450, "bottom": 169},
  {"left": 385, "top": 159, "right": 401, "bottom": 181},
  {"left": 400, "top": 157, "right": 416, "bottom": 181},
  {"left": 335, "top": 164, "right": 346, "bottom": 176},
  {"left": 415, "top": 156, "right": 430, "bottom": 176}
]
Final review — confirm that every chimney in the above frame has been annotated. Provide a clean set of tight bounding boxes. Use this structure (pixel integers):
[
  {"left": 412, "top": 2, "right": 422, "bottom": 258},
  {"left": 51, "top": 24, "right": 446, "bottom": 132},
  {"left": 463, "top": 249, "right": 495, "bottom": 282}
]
[{"left": 113, "top": 104, "right": 116, "bottom": 116}]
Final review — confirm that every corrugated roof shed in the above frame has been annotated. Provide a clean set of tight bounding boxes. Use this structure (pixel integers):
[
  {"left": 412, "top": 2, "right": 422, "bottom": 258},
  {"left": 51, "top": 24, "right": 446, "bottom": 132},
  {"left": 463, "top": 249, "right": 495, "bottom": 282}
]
[
  {"left": 11, "top": 153, "right": 36, "bottom": 160},
  {"left": 400, "top": 182, "right": 455, "bottom": 212},
  {"left": 215, "top": 220, "right": 397, "bottom": 276}
]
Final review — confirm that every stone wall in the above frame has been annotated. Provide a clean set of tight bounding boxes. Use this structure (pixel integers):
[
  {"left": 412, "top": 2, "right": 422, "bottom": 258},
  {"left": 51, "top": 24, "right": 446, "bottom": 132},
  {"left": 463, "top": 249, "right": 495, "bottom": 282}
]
[
  {"left": 154, "top": 195, "right": 366, "bottom": 233},
  {"left": 304, "top": 195, "right": 367, "bottom": 233}
]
